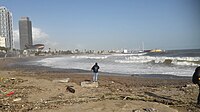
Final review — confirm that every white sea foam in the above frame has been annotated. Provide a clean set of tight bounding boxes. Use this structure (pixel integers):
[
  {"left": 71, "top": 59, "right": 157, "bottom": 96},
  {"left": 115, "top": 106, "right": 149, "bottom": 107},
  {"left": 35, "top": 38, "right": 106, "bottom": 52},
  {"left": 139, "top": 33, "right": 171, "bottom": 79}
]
[
  {"left": 120, "top": 56, "right": 200, "bottom": 66},
  {"left": 115, "top": 59, "right": 151, "bottom": 63},
  {"left": 71, "top": 55, "right": 109, "bottom": 59},
  {"left": 29, "top": 54, "right": 198, "bottom": 77},
  {"left": 173, "top": 61, "right": 200, "bottom": 66},
  {"left": 112, "top": 53, "right": 147, "bottom": 56}
]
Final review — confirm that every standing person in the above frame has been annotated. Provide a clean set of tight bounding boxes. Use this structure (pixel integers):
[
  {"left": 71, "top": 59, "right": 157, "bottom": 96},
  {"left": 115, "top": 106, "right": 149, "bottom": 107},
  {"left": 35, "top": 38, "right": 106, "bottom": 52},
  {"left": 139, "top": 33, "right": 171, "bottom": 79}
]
[
  {"left": 192, "top": 66, "right": 200, "bottom": 105},
  {"left": 91, "top": 62, "right": 100, "bottom": 82}
]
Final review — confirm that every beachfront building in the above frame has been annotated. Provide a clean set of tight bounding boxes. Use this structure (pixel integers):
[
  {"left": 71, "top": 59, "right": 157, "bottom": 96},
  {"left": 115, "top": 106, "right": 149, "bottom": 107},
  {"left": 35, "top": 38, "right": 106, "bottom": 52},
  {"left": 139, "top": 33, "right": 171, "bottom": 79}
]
[
  {"left": 0, "top": 6, "right": 14, "bottom": 50},
  {"left": 19, "top": 17, "right": 33, "bottom": 50}
]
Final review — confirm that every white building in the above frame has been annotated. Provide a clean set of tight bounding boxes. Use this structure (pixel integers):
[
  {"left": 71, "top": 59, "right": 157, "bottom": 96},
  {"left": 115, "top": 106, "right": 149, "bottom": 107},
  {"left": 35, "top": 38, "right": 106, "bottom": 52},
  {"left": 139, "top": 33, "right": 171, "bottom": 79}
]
[
  {"left": 0, "top": 6, "right": 13, "bottom": 50},
  {"left": 0, "top": 36, "right": 6, "bottom": 47},
  {"left": 123, "top": 49, "right": 128, "bottom": 53}
]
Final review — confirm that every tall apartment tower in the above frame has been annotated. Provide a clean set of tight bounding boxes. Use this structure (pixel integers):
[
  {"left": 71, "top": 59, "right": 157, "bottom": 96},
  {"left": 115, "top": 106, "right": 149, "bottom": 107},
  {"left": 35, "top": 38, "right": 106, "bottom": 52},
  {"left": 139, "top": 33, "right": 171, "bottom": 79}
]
[
  {"left": 19, "top": 17, "right": 33, "bottom": 50},
  {"left": 0, "top": 6, "right": 13, "bottom": 50}
]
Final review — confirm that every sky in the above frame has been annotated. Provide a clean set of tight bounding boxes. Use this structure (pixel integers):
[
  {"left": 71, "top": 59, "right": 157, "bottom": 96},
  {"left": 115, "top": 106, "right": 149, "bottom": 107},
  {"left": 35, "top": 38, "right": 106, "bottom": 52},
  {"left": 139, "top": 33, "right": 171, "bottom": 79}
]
[{"left": 1, "top": 0, "right": 200, "bottom": 50}]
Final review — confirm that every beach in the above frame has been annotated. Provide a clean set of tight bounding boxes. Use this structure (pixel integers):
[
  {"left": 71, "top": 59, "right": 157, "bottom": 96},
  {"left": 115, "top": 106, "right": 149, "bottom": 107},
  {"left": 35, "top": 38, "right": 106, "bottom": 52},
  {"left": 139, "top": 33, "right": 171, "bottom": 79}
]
[{"left": 0, "top": 57, "right": 200, "bottom": 112}]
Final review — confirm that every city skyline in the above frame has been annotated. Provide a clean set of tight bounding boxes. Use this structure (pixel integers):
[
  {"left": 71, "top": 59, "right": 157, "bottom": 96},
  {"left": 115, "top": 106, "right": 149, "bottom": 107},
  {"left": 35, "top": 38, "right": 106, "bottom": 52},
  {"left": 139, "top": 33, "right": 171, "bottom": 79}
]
[{"left": 0, "top": 0, "right": 200, "bottom": 50}]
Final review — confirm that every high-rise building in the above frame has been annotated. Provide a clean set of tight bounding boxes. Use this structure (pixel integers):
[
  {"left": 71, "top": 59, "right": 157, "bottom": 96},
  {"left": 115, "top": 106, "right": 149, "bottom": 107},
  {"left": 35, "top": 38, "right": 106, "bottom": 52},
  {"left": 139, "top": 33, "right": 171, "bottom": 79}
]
[
  {"left": 0, "top": 6, "right": 13, "bottom": 50},
  {"left": 19, "top": 17, "right": 32, "bottom": 50}
]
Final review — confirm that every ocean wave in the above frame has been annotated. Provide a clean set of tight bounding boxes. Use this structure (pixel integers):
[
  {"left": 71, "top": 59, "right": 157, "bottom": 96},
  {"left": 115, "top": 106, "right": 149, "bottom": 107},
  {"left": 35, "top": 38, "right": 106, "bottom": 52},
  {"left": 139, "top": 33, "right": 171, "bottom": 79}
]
[
  {"left": 112, "top": 53, "right": 147, "bottom": 56},
  {"left": 37, "top": 57, "right": 60, "bottom": 63},
  {"left": 71, "top": 55, "right": 109, "bottom": 59},
  {"left": 116, "top": 56, "right": 200, "bottom": 66},
  {"left": 173, "top": 61, "right": 200, "bottom": 66},
  {"left": 115, "top": 60, "right": 151, "bottom": 63},
  {"left": 25, "top": 54, "right": 197, "bottom": 77}
]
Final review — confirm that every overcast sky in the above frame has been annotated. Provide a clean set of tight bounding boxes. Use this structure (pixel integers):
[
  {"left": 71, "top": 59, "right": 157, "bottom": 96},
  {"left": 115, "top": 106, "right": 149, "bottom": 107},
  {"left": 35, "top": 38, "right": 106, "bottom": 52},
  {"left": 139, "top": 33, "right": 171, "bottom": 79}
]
[{"left": 1, "top": 0, "right": 200, "bottom": 50}]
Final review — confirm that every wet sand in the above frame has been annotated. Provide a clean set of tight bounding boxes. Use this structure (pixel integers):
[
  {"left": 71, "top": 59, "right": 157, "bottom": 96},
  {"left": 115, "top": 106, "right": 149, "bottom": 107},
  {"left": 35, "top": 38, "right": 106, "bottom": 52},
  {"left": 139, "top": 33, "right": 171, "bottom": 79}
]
[{"left": 0, "top": 57, "right": 199, "bottom": 112}]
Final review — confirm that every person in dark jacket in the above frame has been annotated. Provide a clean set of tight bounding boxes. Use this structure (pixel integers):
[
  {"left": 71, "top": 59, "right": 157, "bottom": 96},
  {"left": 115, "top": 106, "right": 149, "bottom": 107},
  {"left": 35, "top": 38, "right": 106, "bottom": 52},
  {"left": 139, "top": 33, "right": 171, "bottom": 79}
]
[
  {"left": 192, "top": 66, "right": 200, "bottom": 105},
  {"left": 91, "top": 63, "right": 100, "bottom": 82}
]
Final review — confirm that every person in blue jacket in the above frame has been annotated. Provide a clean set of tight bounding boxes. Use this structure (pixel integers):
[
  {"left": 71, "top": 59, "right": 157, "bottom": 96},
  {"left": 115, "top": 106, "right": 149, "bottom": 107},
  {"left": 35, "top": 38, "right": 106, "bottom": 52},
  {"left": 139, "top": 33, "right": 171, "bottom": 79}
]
[
  {"left": 91, "top": 63, "right": 100, "bottom": 82},
  {"left": 192, "top": 66, "right": 200, "bottom": 105}
]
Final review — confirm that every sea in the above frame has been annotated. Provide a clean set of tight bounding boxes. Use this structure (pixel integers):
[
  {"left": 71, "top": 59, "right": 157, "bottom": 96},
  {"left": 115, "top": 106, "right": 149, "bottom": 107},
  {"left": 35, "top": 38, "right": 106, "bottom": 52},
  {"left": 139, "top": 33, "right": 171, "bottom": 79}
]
[{"left": 25, "top": 49, "right": 200, "bottom": 77}]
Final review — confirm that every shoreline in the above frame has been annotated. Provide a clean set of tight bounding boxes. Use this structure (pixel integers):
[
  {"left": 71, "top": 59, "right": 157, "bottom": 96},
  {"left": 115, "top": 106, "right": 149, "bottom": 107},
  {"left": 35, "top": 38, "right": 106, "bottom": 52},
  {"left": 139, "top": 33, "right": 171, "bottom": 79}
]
[{"left": 3, "top": 56, "right": 192, "bottom": 80}]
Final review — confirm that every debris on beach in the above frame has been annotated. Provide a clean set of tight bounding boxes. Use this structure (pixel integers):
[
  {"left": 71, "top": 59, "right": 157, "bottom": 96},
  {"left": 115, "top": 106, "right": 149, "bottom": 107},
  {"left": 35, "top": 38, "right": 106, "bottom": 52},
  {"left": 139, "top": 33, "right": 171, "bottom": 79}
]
[
  {"left": 81, "top": 81, "right": 98, "bottom": 88},
  {"left": 0, "top": 77, "right": 27, "bottom": 111},
  {"left": 132, "top": 108, "right": 158, "bottom": 112},
  {"left": 66, "top": 86, "right": 75, "bottom": 93},
  {"left": 143, "top": 108, "right": 158, "bottom": 112},
  {"left": 0, "top": 67, "right": 199, "bottom": 112},
  {"left": 13, "top": 98, "right": 22, "bottom": 102},
  {"left": 6, "top": 91, "right": 14, "bottom": 96},
  {"left": 0, "top": 77, "right": 24, "bottom": 96},
  {"left": 52, "top": 78, "right": 70, "bottom": 83}
]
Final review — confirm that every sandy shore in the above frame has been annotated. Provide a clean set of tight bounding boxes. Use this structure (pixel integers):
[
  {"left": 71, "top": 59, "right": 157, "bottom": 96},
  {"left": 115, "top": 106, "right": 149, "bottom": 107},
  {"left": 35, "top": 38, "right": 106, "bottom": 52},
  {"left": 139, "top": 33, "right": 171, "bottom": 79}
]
[{"left": 0, "top": 57, "right": 200, "bottom": 112}]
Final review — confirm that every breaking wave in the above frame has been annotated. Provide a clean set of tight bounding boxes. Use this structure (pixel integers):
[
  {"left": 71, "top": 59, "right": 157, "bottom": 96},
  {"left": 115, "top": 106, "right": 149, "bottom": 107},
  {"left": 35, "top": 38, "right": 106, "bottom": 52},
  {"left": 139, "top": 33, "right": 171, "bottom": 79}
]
[
  {"left": 28, "top": 49, "right": 199, "bottom": 77},
  {"left": 115, "top": 56, "right": 200, "bottom": 66},
  {"left": 71, "top": 55, "right": 109, "bottom": 59}
]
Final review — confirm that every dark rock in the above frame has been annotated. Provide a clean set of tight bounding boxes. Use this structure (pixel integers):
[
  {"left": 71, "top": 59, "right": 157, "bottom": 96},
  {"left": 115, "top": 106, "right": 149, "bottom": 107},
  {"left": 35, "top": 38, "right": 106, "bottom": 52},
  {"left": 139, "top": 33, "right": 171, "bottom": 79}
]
[{"left": 66, "top": 86, "right": 75, "bottom": 93}]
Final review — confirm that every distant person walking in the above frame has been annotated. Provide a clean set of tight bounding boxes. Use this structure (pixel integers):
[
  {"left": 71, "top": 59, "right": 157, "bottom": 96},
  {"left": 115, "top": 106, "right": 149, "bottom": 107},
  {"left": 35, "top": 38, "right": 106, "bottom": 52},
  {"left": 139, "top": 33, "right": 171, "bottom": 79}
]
[
  {"left": 192, "top": 66, "right": 200, "bottom": 105},
  {"left": 91, "top": 63, "right": 100, "bottom": 82}
]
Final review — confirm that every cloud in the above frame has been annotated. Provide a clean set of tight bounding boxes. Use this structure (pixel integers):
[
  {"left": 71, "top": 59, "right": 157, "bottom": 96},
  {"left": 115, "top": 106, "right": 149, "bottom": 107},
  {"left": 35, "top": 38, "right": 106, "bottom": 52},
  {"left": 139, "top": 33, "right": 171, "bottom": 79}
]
[{"left": 13, "top": 27, "right": 58, "bottom": 50}]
